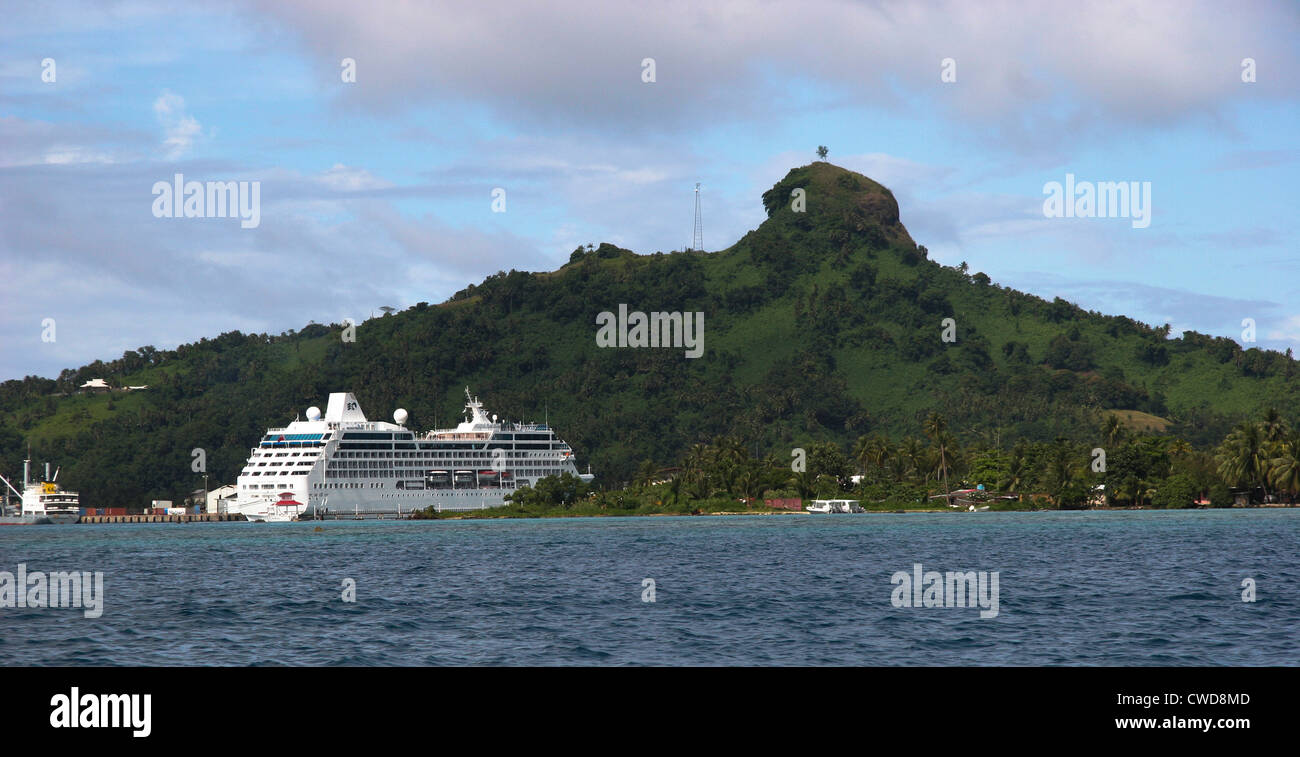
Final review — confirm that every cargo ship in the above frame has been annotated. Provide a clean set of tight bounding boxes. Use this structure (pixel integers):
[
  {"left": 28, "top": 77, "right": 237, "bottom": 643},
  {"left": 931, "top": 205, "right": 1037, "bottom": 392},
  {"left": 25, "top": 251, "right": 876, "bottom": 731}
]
[
  {"left": 0, "top": 460, "right": 82, "bottom": 525},
  {"left": 229, "top": 388, "right": 593, "bottom": 519}
]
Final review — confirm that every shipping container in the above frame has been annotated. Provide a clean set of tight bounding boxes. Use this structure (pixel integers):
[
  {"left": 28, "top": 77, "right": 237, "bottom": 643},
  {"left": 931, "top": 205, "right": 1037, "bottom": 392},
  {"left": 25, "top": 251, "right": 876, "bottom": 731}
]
[{"left": 105, "top": 507, "right": 127, "bottom": 516}]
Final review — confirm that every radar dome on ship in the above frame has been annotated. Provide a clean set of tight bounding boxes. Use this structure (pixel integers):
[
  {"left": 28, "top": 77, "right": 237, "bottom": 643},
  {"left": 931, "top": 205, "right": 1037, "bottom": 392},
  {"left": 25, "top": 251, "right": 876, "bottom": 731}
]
[
  {"left": 306, "top": 406, "right": 321, "bottom": 421},
  {"left": 394, "top": 408, "right": 408, "bottom": 425}
]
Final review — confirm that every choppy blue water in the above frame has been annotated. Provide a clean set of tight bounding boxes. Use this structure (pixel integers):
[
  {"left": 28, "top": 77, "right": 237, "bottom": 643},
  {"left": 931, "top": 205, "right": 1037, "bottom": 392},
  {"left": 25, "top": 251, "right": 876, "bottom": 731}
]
[{"left": 1, "top": 510, "right": 1296, "bottom": 666}]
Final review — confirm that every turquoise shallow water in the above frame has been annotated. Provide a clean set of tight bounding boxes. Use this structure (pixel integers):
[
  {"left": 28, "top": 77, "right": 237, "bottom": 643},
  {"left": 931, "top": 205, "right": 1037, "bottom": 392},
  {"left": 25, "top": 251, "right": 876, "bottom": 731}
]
[{"left": 1, "top": 510, "right": 1296, "bottom": 666}]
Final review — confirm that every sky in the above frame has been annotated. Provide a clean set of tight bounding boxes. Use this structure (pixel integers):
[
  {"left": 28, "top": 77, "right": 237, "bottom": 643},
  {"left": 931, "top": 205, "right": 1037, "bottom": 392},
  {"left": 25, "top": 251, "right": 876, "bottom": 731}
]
[{"left": 1, "top": 0, "right": 1297, "bottom": 380}]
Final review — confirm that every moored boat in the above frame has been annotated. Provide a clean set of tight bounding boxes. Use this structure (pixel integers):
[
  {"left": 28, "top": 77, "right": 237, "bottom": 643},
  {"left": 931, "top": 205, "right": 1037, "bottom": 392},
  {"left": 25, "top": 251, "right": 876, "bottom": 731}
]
[
  {"left": 242, "top": 492, "right": 304, "bottom": 522},
  {"left": 0, "top": 459, "right": 82, "bottom": 525},
  {"left": 805, "top": 499, "right": 864, "bottom": 514},
  {"left": 229, "top": 388, "right": 594, "bottom": 519}
]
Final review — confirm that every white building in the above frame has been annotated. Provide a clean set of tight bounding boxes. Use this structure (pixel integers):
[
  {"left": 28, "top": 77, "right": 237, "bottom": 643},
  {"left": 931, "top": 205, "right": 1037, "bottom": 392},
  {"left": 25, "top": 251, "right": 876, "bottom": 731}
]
[{"left": 206, "top": 484, "right": 237, "bottom": 514}]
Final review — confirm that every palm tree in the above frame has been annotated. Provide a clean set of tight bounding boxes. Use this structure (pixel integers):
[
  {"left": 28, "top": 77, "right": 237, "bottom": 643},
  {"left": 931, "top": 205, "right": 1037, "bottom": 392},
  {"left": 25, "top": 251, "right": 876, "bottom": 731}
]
[
  {"left": 665, "top": 475, "right": 683, "bottom": 507},
  {"left": 869, "top": 434, "right": 892, "bottom": 473},
  {"left": 1002, "top": 451, "right": 1028, "bottom": 499},
  {"left": 1268, "top": 429, "right": 1300, "bottom": 504},
  {"left": 924, "top": 412, "right": 953, "bottom": 505},
  {"left": 880, "top": 439, "right": 899, "bottom": 480},
  {"left": 1216, "top": 421, "right": 1270, "bottom": 501},
  {"left": 1046, "top": 440, "right": 1078, "bottom": 507},
  {"left": 816, "top": 145, "right": 828, "bottom": 160},
  {"left": 633, "top": 460, "right": 659, "bottom": 489},
  {"left": 737, "top": 468, "right": 762, "bottom": 505},
  {"left": 1102, "top": 414, "right": 1126, "bottom": 448},
  {"left": 1261, "top": 407, "right": 1287, "bottom": 442},
  {"left": 716, "top": 461, "right": 739, "bottom": 497},
  {"left": 852, "top": 433, "right": 890, "bottom": 480},
  {"left": 852, "top": 435, "right": 872, "bottom": 478},
  {"left": 684, "top": 443, "right": 712, "bottom": 478},
  {"left": 897, "top": 437, "right": 925, "bottom": 483},
  {"left": 1122, "top": 474, "right": 1148, "bottom": 508},
  {"left": 789, "top": 471, "right": 816, "bottom": 501},
  {"left": 686, "top": 469, "right": 711, "bottom": 500},
  {"left": 711, "top": 436, "right": 747, "bottom": 466}
]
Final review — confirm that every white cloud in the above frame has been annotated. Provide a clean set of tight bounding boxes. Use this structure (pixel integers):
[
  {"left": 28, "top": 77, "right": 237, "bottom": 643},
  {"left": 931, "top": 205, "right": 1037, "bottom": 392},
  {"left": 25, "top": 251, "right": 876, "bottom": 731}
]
[
  {"left": 153, "top": 91, "right": 203, "bottom": 159},
  {"left": 0, "top": 156, "right": 555, "bottom": 379},
  {"left": 0, "top": 115, "right": 132, "bottom": 167},
  {"left": 318, "top": 163, "right": 393, "bottom": 191},
  {"left": 247, "top": 0, "right": 1299, "bottom": 151},
  {"left": 1265, "top": 315, "right": 1300, "bottom": 344},
  {"left": 43, "top": 147, "right": 114, "bottom": 165}
]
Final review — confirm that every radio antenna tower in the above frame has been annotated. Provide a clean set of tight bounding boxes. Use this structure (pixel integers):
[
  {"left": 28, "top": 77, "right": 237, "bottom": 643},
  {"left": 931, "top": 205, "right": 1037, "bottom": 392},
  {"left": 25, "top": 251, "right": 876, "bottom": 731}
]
[{"left": 691, "top": 182, "right": 703, "bottom": 251}]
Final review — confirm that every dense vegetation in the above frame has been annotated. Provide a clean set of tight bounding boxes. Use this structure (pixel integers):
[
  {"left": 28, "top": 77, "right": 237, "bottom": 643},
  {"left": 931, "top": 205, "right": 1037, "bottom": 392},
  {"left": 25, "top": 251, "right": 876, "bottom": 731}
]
[
  {"left": 414, "top": 406, "right": 1299, "bottom": 517},
  {"left": 2, "top": 162, "right": 1296, "bottom": 510}
]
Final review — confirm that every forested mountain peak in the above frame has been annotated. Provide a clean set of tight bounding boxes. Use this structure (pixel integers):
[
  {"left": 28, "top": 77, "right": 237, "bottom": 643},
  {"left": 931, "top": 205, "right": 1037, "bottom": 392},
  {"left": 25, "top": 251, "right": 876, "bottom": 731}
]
[{"left": 1, "top": 162, "right": 1296, "bottom": 507}]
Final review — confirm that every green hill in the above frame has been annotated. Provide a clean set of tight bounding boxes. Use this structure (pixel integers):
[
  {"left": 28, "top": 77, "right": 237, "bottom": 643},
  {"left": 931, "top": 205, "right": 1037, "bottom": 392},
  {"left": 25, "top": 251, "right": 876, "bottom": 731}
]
[{"left": 2, "top": 161, "right": 1296, "bottom": 507}]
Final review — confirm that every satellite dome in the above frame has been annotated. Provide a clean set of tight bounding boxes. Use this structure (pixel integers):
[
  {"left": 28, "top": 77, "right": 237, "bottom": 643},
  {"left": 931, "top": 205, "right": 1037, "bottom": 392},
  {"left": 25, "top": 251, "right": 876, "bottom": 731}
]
[
  {"left": 306, "top": 406, "right": 321, "bottom": 421},
  {"left": 394, "top": 408, "right": 408, "bottom": 426}
]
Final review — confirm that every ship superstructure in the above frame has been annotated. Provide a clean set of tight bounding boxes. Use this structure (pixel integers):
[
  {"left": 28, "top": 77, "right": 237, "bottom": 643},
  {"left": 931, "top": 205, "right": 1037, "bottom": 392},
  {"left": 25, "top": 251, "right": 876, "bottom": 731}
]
[
  {"left": 231, "top": 389, "right": 592, "bottom": 519},
  {"left": 0, "top": 459, "right": 81, "bottom": 525}
]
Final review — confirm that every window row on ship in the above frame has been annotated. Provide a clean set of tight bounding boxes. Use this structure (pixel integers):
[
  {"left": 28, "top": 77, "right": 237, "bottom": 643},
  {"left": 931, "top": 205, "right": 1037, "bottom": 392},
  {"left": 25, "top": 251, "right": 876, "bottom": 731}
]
[{"left": 322, "top": 467, "right": 568, "bottom": 478}]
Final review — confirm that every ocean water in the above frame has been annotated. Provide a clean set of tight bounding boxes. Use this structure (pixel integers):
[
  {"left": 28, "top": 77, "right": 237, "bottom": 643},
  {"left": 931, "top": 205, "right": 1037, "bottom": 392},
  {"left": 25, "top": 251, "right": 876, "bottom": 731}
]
[{"left": 1, "top": 510, "right": 1296, "bottom": 666}]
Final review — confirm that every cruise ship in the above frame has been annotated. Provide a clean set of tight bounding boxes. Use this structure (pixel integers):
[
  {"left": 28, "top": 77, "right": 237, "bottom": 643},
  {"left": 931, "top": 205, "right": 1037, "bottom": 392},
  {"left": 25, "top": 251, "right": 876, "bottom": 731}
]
[{"left": 230, "top": 389, "right": 593, "bottom": 519}]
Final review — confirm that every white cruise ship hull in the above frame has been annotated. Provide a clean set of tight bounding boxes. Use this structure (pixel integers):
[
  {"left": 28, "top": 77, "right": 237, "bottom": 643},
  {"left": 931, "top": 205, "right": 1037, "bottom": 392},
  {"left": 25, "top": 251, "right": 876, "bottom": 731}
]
[{"left": 307, "top": 486, "right": 511, "bottom": 518}]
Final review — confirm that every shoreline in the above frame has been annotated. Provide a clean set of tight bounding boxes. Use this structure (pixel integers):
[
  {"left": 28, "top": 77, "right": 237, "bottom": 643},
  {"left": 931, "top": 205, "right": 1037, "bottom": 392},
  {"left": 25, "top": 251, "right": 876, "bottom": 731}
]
[{"left": 422, "top": 504, "right": 1294, "bottom": 521}]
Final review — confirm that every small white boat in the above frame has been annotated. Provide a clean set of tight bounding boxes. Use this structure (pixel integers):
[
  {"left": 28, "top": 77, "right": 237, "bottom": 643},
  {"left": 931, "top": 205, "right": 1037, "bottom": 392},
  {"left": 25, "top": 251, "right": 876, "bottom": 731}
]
[
  {"left": 806, "top": 499, "right": 864, "bottom": 514},
  {"left": 238, "top": 492, "right": 305, "bottom": 522}
]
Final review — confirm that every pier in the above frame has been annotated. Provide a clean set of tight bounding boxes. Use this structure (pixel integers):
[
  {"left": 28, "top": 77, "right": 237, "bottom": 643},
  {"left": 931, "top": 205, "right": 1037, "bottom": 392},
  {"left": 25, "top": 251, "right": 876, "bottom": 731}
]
[{"left": 78, "top": 513, "right": 247, "bottom": 524}]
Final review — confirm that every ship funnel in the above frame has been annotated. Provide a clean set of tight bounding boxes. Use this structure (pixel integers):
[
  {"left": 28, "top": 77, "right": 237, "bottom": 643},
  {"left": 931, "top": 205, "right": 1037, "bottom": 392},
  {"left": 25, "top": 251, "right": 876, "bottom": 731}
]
[{"left": 23, "top": 459, "right": 29, "bottom": 487}]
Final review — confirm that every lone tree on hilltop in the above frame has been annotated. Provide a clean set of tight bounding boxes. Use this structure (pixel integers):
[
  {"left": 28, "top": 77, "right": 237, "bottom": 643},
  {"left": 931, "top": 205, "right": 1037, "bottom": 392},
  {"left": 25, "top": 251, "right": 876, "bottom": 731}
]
[{"left": 816, "top": 145, "right": 828, "bottom": 159}]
